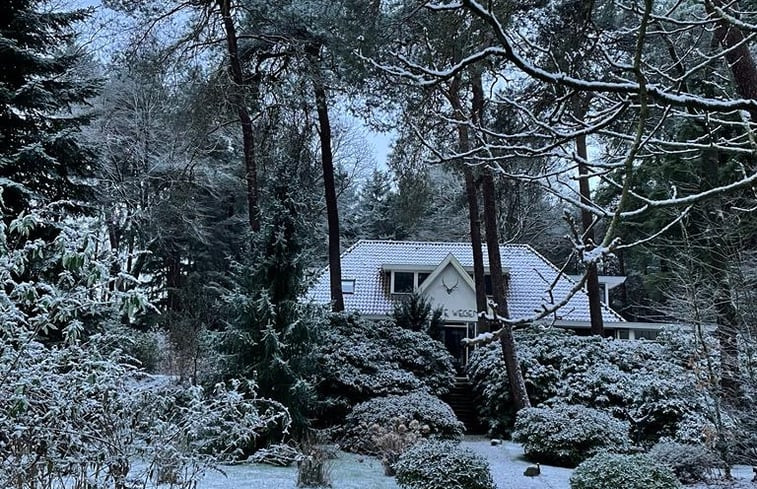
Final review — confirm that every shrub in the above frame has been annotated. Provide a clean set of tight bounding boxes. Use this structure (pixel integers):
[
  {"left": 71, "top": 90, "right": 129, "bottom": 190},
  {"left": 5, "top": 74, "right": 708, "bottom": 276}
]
[
  {"left": 570, "top": 453, "right": 681, "bottom": 489},
  {"left": 468, "top": 326, "right": 712, "bottom": 442},
  {"left": 392, "top": 291, "right": 445, "bottom": 341},
  {"left": 341, "top": 391, "right": 464, "bottom": 453},
  {"left": 512, "top": 404, "right": 630, "bottom": 467},
  {"left": 394, "top": 440, "right": 494, "bottom": 489},
  {"left": 309, "top": 313, "right": 455, "bottom": 425},
  {"left": 648, "top": 440, "right": 721, "bottom": 483},
  {"left": 297, "top": 447, "right": 331, "bottom": 488},
  {"left": 0, "top": 332, "right": 289, "bottom": 489},
  {"left": 369, "top": 417, "right": 427, "bottom": 475}
]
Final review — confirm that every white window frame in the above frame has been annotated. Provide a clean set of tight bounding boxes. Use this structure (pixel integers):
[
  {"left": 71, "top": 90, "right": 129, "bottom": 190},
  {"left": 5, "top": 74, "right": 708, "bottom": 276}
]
[
  {"left": 341, "top": 279, "right": 356, "bottom": 294},
  {"left": 391, "top": 271, "right": 423, "bottom": 294}
]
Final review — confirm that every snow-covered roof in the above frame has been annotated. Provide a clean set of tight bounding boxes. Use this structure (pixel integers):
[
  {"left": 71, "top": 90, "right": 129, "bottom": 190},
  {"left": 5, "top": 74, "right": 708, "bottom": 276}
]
[{"left": 306, "top": 240, "right": 624, "bottom": 323}]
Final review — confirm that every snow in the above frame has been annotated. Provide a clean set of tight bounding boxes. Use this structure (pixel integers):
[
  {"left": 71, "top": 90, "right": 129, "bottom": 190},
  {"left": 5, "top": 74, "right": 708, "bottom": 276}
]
[
  {"left": 195, "top": 439, "right": 755, "bottom": 489},
  {"left": 198, "top": 452, "right": 399, "bottom": 489},
  {"left": 463, "top": 438, "right": 573, "bottom": 489}
]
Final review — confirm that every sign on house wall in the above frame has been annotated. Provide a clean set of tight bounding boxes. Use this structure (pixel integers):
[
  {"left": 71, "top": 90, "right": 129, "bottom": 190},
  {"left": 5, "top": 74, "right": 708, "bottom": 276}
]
[{"left": 424, "top": 264, "right": 479, "bottom": 322}]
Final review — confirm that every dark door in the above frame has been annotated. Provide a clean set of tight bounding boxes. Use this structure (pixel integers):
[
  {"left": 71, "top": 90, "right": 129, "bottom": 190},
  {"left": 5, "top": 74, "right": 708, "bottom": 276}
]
[{"left": 443, "top": 325, "right": 468, "bottom": 372}]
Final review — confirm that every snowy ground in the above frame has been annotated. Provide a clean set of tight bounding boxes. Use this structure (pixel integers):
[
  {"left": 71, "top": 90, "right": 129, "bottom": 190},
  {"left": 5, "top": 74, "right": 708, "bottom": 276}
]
[
  {"left": 199, "top": 451, "right": 398, "bottom": 489},
  {"left": 198, "top": 437, "right": 755, "bottom": 489},
  {"left": 462, "top": 437, "right": 573, "bottom": 489}
]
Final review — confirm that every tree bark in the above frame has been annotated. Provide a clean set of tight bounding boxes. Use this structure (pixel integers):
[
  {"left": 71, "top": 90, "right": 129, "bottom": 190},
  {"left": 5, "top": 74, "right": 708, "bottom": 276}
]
[
  {"left": 308, "top": 44, "right": 344, "bottom": 312},
  {"left": 218, "top": 0, "right": 259, "bottom": 233},
  {"left": 706, "top": 0, "right": 757, "bottom": 119},
  {"left": 464, "top": 167, "right": 489, "bottom": 329},
  {"left": 447, "top": 75, "right": 489, "bottom": 330},
  {"left": 576, "top": 130, "right": 605, "bottom": 336},
  {"left": 473, "top": 71, "right": 530, "bottom": 410}
]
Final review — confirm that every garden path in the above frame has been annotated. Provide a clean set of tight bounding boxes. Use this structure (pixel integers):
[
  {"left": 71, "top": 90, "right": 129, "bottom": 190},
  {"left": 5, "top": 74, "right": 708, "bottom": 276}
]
[{"left": 463, "top": 436, "right": 573, "bottom": 489}]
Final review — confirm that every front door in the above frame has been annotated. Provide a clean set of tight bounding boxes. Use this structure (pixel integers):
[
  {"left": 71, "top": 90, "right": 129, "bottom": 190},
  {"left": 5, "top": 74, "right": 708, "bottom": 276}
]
[{"left": 443, "top": 324, "right": 469, "bottom": 373}]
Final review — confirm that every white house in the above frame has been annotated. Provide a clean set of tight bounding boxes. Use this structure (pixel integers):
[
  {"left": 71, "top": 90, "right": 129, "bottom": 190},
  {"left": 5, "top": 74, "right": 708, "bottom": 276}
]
[{"left": 306, "top": 240, "right": 666, "bottom": 365}]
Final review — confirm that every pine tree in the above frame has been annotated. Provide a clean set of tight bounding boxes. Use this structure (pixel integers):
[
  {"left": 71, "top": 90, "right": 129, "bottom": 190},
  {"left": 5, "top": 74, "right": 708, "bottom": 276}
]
[
  {"left": 0, "top": 0, "right": 99, "bottom": 219},
  {"left": 357, "top": 170, "right": 400, "bottom": 239}
]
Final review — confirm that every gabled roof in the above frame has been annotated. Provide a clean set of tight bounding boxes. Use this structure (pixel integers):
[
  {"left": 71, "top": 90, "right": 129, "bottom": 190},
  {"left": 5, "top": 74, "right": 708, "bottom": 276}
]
[
  {"left": 417, "top": 253, "right": 476, "bottom": 295},
  {"left": 305, "top": 240, "right": 624, "bottom": 323}
]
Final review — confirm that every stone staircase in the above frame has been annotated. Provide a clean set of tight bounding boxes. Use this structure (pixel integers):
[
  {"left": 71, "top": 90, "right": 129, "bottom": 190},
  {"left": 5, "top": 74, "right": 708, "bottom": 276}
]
[{"left": 443, "top": 376, "right": 484, "bottom": 434}]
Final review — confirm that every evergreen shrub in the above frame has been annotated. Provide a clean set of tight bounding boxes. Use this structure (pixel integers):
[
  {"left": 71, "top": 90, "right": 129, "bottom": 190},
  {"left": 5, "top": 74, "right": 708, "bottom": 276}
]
[
  {"left": 341, "top": 391, "right": 463, "bottom": 453},
  {"left": 570, "top": 453, "right": 681, "bottom": 489},
  {"left": 648, "top": 440, "right": 721, "bottom": 483},
  {"left": 394, "top": 440, "right": 494, "bottom": 489},
  {"left": 309, "top": 313, "right": 455, "bottom": 425},
  {"left": 468, "top": 327, "right": 710, "bottom": 442},
  {"left": 512, "top": 404, "right": 630, "bottom": 467}
]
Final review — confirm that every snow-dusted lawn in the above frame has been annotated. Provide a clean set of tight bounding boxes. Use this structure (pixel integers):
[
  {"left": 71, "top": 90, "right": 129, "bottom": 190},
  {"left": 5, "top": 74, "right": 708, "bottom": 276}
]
[
  {"left": 463, "top": 437, "right": 573, "bottom": 489},
  {"left": 199, "top": 452, "right": 399, "bottom": 489},
  {"left": 198, "top": 438, "right": 754, "bottom": 489},
  {"left": 463, "top": 437, "right": 755, "bottom": 489}
]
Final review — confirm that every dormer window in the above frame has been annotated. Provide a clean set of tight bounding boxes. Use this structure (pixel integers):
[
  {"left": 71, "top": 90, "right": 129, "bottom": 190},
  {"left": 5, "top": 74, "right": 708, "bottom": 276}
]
[
  {"left": 342, "top": 279, "right": 355, "bottom": 294},
  {"left": 392, "top": 272, "right": 414, "bottom": 294},
  {"left": 418, "top": 272, "right": 431, "bottom": 286}
]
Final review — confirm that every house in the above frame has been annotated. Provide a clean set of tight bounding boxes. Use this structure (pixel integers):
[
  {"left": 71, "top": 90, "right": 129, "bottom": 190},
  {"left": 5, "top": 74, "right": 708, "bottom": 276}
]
[{"left": 306, "top": 240, "right": 666, "bottom": 366}]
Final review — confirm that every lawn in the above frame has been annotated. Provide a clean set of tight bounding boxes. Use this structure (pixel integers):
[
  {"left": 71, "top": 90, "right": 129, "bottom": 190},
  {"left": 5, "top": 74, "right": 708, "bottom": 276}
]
[{"left": 199, "top": 437, "right": 755, "bottom": 489}]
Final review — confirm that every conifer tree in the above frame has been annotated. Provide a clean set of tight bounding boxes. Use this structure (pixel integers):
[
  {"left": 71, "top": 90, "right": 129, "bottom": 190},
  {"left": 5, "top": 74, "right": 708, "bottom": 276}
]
[{"left": 0, "top": 0, "right": 99, "bottom": 219}]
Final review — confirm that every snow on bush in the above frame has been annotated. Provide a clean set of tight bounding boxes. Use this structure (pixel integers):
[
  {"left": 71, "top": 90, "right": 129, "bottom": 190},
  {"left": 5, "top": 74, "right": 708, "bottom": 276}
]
[
  {"left": 394, "top": 440, "right": 494, "bottom": 489},
  {"left": 570, "top": 453, "right": 681, "bottom": 489},
  {"left": 0, "top": 210, "right": 289, "bottom": 489},
  {"left": 648, "top": 440, "right": 722, "bottom": 484},
  {"left": 341, "top": 391, "right": 464, "bottom": 453},
  {"left": 512, "top": 404, "right": 630, "bottom": 467},
  {"left": 310, "top": 313, "right": 455, "bottom": 423},
  {"left": 467, "top": 327, "right": 711, "bottom": 442},
  {"left": 0, "top": 333, "right": 290, "bottom": 489}
]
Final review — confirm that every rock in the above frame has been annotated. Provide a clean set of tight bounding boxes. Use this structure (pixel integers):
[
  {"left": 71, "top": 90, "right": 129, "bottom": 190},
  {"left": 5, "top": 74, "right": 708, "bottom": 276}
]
[
  {"left": 524, "top": 463, "right": 541, "bottom": 477},
  {"left": 490, "top": 439, "right": 502, "bottom": 446}
]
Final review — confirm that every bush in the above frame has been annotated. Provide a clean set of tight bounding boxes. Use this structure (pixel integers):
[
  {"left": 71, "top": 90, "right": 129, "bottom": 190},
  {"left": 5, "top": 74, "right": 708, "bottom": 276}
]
[
  {"left": 570, "top": 453, "right": 681, "bottom": 489},
  {"left": 392, "top": 291, "right": 445, "bottom": 341},
  {"left": 0, "top": 332, "right": 289, "bottom": 489},
  {"left": 648, "top": 440, "right": 721, "bottom": 483},
  {"left": 369, "top": 417, "right": 426, "bottom": 475},
  {"left": 341, "top": 391, "right": 464, "bottom": 453},
  {"left": 309, "top": 313, "right": 455, "bottom": 425},
  {"left": 394, "top": 440, "right": 494, "bottom": 489},
  {"left": 468, "top": 326, "right": 712, "bottom": 442},
  {"left": 512, "top": 404, "right": 630, "bottom": 467}
]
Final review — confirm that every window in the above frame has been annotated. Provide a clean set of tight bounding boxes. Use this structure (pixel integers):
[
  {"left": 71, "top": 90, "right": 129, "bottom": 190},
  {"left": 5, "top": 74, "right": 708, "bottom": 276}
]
[
  {"left": 484, "top": 274, "right": 493, "bottom": 296},
  {"left": 342, "top": 279, "right": 355, "bottom": 294},
  {"left": 393, "top": 272, "right": 414, "bottom": 293},
  {"left": 617, "top": 329, "right": 630, "bottom": 340},
  {"left": 598, "top": 283, "right": 607, "bottom": 303},
  {"left": 418, "top": 272, "right": 431, "bottom": 286},
  {"left": 636, "top": 329, "right": 658, "bottom": 340}
]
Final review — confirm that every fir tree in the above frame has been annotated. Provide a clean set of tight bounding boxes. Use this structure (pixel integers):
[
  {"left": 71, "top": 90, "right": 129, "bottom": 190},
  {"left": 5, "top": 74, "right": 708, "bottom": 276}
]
[
  {"left": 223, "top": 125, "right": 319, "bottom": 439},
  {"left": 0, "top": 0, "right": 99, "bottom": 219}
]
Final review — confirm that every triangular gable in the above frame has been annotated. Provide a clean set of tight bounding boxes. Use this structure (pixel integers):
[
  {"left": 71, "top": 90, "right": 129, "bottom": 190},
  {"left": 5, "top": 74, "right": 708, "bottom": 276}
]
[{"left": 418, "top": 253, "right": 476, "bottom": 294}]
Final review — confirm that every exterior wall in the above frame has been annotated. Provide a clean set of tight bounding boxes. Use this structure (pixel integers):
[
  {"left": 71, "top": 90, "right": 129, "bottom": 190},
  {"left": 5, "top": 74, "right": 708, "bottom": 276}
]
[{"left": 423, "top": 264, "right": 479, "bottom": 322}]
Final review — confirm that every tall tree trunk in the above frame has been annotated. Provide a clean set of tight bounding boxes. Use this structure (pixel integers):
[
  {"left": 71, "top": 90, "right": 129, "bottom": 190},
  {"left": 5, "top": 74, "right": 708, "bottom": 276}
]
[
  {"left": 447, "top": 75, "right": 488, "bottom": 331},
  {"left": 706, "top": 0, "right": 757, "bottom": 119},
  {"left": 481, "top": 171, "right": 530, "bottom": 410},
  {"left": 576, "top": 129, "right": 604, "bottom": 336},
  {"left": 473, "top": 71, "right": 530, "bottom": 410},
  {"left": 308, "top": 44, "right": 344, "bottom": 312},
  {"left": 218, "top": 0, "right": 259, "bottom": 233},
  {"left": 464, "top": 167, "right": 489, "bottom": 329},
  {"left": 701, "top": 147, "right": 742, "bottom": 400}
]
